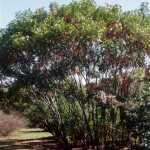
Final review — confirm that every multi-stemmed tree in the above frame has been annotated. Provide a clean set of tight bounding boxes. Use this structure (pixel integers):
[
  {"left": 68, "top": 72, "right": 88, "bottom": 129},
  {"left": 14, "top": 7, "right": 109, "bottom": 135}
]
[{"left": 0, "top": 0, "right": 150, "bottom": 149}]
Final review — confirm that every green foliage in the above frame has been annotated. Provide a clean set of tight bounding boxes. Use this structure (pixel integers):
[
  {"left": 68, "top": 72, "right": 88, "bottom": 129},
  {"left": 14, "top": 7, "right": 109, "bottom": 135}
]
[{"left": 125, "top": 76, "right": 150, "bottom": 148}]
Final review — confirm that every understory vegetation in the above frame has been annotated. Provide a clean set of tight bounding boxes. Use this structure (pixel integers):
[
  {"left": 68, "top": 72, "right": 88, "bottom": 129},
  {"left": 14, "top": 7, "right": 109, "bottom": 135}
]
[{"left": 0, "top": 111, "right": 27, "bottom": 136}]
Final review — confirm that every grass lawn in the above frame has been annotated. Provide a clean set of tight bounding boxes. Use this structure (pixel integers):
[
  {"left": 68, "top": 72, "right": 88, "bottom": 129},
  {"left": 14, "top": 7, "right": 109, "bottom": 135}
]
[{"left": 0, "top": 128, "right": 60, "bottom": 150}]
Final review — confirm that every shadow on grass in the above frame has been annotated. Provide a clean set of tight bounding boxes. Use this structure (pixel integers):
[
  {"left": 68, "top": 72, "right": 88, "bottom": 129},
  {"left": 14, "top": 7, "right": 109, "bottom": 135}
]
[
  {"left": 19, "top": 130, "right": 48, "bottom": 134},
  {"left": 0, "top": 138, "right": 146, "bottom": 150},
  {"left": 0, "top": 136, "right": 63, "bottom": 150}
]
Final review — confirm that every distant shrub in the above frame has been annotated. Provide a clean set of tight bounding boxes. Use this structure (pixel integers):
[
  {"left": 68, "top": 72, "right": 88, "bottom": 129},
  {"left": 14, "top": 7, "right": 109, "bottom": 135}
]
[{"left": 0, "top": 111, "right": 28, "bottom": 136}]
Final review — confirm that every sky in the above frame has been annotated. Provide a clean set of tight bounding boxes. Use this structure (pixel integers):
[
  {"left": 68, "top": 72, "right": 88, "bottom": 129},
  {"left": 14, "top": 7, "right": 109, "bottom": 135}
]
[{"left": 0, "top": 0, "right": 149, "bottom": 28}]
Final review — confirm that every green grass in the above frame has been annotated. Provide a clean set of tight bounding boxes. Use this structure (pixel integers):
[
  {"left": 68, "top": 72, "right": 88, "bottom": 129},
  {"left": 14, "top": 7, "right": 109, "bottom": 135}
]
[
  {"left": 13, "top": 128, "right": 51, "bottom": 140},
  {"left": 0, "top": 128, "right": 52, "bottom": 149}
]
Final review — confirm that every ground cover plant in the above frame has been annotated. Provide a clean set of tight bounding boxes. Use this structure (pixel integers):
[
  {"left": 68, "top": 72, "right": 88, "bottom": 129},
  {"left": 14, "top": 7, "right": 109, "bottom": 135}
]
[{"left": 0, "top": 0, "right": 150, "bottom": 149}]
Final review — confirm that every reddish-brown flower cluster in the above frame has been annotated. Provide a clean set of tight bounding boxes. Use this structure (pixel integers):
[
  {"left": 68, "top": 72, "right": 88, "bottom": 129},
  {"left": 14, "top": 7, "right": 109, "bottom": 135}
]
[{"left": 121, "top": 74, "right": 133, "bottom": 93}]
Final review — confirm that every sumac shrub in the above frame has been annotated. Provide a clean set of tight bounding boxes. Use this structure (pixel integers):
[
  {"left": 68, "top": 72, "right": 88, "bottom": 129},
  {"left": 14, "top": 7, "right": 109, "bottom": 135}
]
[{"left": 0, "top": 111, "right": 28, "bottom": 136}]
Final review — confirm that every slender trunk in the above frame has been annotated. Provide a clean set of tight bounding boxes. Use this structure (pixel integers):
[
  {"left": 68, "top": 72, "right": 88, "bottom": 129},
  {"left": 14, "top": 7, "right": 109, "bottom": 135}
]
[{"left": 80, "top": 101, "right": 93, "bottom": 148}]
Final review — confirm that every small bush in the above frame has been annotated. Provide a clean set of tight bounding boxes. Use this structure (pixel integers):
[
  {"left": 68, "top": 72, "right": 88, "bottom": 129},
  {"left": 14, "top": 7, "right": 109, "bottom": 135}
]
[{"left": 0, "top": 110, "right": 28, "bottom": 136}]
